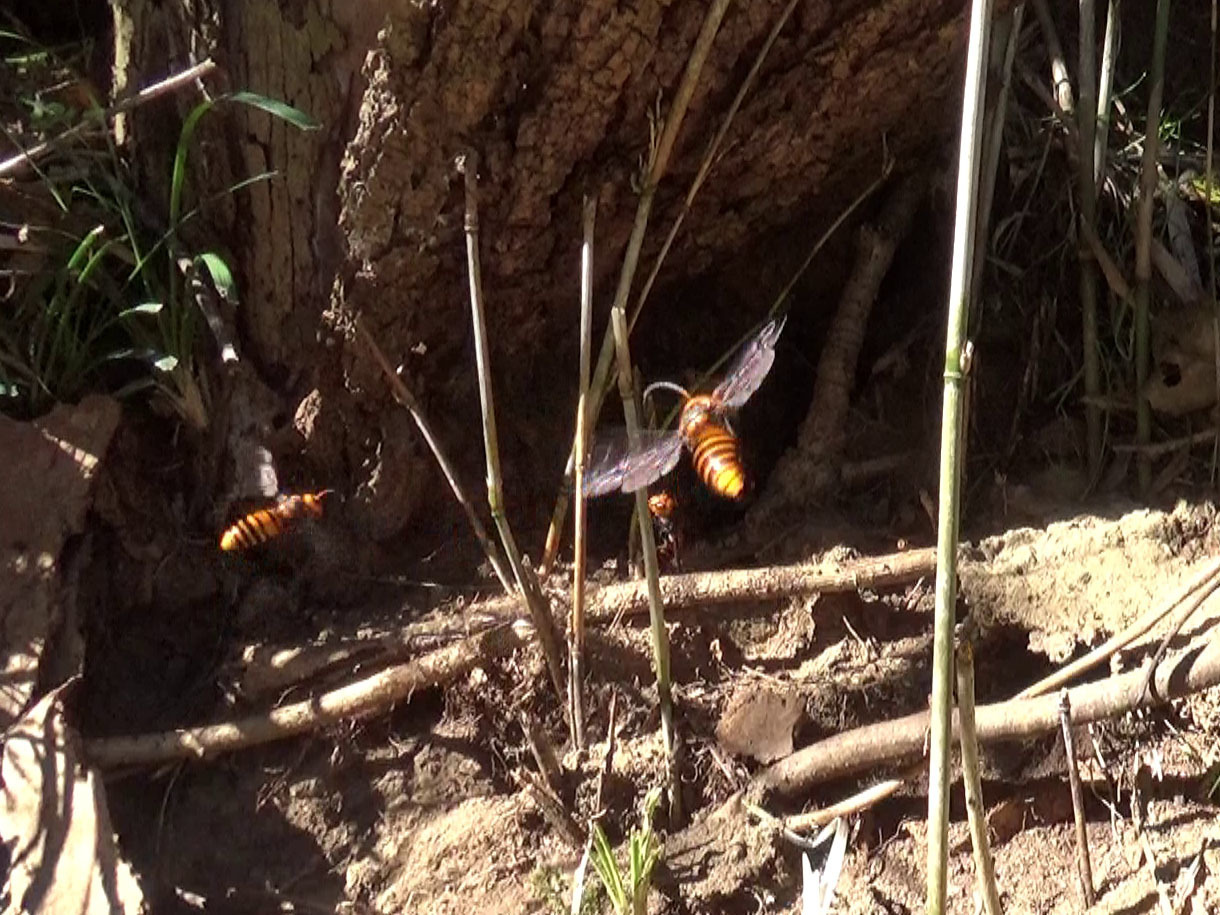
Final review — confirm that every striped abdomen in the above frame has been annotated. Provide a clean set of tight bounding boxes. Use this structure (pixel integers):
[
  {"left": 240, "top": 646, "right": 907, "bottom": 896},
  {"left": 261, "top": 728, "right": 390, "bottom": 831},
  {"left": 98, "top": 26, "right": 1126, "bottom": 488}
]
[
  {"left": 219, "top": 492, "right": 327, "bottom": 551},
  {"left": 681, "top": 403, "right": 747, "bottom": 500}
]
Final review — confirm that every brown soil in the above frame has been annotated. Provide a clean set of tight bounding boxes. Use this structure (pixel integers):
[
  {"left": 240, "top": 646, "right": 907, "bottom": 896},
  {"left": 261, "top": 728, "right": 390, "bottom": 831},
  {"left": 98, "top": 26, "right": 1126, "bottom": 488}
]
[{"left": 74, "top": 486, "right": 1220, "bottom": 915}]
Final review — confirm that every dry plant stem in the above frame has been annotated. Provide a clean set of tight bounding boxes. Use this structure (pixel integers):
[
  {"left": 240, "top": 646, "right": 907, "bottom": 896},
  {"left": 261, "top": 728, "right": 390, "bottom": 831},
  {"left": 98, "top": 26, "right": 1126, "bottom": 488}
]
[
  {"left": 482, "top": 546, "right": 936, "bottom": 622},
  {"left": 518, "top": 770, "right": 586, "bottom": 851},
  {"left": 538, "top": 0, "right": 732, "bottom": 574},
  {"left": 630, "top": 0, "right": 802, "bottom": 332},
  {"left": 969, "top": 5, "right": 1025, "bottom": 317},
  {"left": 608, "top": 304, "right": 679, "bottom": 810},
  {"left": 523, "top": 713, "right": 564, "bottom": 792},
  {"left": 461, "top": 153, "right": 566, "bottom": 704},
  {"left": 1031, "top": 0, "right": 1075, "bottom": 113},
  {"left": 1094, "top": 0, "right": 1122, "bottom": 195},
  {"left": 1016, "top": 555, "right": 1220, "bottom": 700},
  {"left": 928, "top": 0, "right": 993, "bottom": 906},
  {"left": 957, "top": 636, "right": 1004, "bottom": 915},
  {"left": 782, "top": 775, "right": 909, "bottom": 832},
  {"left": 356, "top": 319, "right": 513, "bottom": 593},
  {"left": 84, "top": 622, "right": 532, "bottom": 768},
  {"left": 1133, "top": 0, "right": 1171, "bottom": 494},
  {"left": 0, "top": 58, "right": 218, "bottom": 178},
  {"left": 758, "top": 632, "right": 1220, "bottom": 797},
  {"left": 569, "top": 195, "right": 598, "bottom": 749},
  {"left": 1058, "top": 692, "right": 1096, "bottom": 907},
  {"left": 1077, "top": 0, "right": 1104, "bottom": 480}
]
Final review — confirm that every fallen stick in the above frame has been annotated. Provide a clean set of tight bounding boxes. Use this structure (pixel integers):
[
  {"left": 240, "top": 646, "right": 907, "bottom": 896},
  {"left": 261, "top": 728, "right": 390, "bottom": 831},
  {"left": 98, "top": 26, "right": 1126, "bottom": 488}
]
[
  {"left": 85, "top": 622, "right": 531, "bottom": 769},
  {"left": 227, "top": 549, "right": 936, "bottom": 701},
  {"left": 492, "top": 546, "right": 936, "bottom": 621},
  {"left": 756, "top": 633, "right": 1220, "bottom": 799}
]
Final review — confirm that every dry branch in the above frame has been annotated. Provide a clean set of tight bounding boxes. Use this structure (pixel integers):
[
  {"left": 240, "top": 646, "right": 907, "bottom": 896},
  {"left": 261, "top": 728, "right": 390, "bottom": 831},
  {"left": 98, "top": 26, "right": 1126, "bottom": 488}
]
[
  {"left": 491, "top": 546, "right": 935, "bottom": 622},
  {"left": 85, "top": 622, "right": 531, "bottom": 769},
  {"left": 756, "top": 633, "right": 1220, "bottom": 799}
]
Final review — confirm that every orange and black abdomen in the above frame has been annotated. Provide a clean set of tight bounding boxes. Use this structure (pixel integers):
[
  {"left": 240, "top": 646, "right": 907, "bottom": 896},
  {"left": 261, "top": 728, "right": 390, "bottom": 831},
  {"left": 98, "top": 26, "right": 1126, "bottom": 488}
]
[
  {"left": 683, "top": 415, "right": 747, "bottom": 500},
  {"left": 219, "top": 492, "right": 327, "bottom": 552}
]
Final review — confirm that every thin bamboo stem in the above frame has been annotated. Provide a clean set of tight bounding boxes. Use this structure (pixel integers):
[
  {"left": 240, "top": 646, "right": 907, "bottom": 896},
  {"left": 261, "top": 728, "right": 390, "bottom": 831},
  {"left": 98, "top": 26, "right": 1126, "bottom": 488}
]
[
  {"left": 538, "top": 0, "right": 734, "bottom": 574},
  {"left": 1094, "top": 0, "right": 1122, "bottom": 196},
  {"left": 356, "top": 319, "right": 513, "bottom": 593},
  {"left": 1059, "top": 692, "right": 1096, "bottom": 907},
  {"left": 1133, "top": 0, "right": 1171, "bottom": 495},
  {"left": 969, "top": 5, "right": 1024, "bottom": 317},
  {"left": 569, "top": 195, "right": 598, "bottom": 749},
  {"left": 927, "top": 0, "right": 994, "bottom": 908},
  {"left": 1078, "top": 0, "right": 1104, "bottom": 480},
  {"left": 630, "top": 0, "right": 803, "bottom": 333},
  {"left": 608, "top": 303, "right": 678, "bottom": 815},
  {"left": 460, "top": 153, "right": 566, "bottom": 704},
  {"left": 957, "top": 632, "right": 1004, "bottom": 915}
]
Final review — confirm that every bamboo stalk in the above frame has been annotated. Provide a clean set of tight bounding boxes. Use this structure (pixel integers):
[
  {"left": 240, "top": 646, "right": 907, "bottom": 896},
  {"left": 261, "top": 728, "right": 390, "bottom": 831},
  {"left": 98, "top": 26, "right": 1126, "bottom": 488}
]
[
  {"left": 927, "top": 0, "right": 994, "bottom": 908},
  {"left": 538, "top": 0, "right": 733, "bottom": 575},
  {"left": 608, "top": 302, "right": 679, "bottom": 816},
  {"left": 1059, "top": 692, "right": 1096, "bottom": 907},
  {"left": 1132, "top": 0, "right": 1171, "bottom": 494},
  {"left": 957, "top": 631, "right": 1004, "bottom": 915},
  {"left": 459, "top": 152, "right": 566, "bottom": 704},
  {"left": 1078, "top": 0, "right": 1104, "bottom": 481},
  {"left": 569, "top": 195, "right": 598, "bottom": 749},
  {"left": 629, "top": 0, "right": 803, "bottom": 333},
  {"left": 1094, "top": 0, "right": 1122, "bottom": 196},
  {"left": 356, "top": 319, "right": 514, "bottom": 593}
]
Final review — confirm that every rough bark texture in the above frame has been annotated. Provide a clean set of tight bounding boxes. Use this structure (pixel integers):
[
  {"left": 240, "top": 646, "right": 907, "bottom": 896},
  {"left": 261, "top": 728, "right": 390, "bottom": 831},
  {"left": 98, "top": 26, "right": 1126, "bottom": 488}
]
[{"left": 112, "top": 0, "right": 970, "bottom": 552}]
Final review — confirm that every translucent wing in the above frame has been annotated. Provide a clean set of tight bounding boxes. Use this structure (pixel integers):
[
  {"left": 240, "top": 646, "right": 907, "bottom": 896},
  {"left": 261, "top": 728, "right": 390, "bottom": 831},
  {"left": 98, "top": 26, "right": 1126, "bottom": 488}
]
[
  {"left": 583, "top": 428, "right": 685, "bottom": 497},
  {"left": 235, "top": 443, "right": 280, "bottom": 498},
  {"left": 713, "top": 315, "right": 788, "bottom": 408}
]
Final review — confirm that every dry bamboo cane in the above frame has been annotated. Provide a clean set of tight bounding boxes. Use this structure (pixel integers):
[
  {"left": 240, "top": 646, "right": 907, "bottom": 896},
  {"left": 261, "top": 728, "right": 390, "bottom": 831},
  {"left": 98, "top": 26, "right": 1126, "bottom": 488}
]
[
  {"left": 569, "top": 195, "right": 598, "bottom": 748},
  {"left": 356, "top": 319, "right": 514, "bottom": 594},
  {"left": 459, "top": 152, "right": 566, "bottom": 704}
]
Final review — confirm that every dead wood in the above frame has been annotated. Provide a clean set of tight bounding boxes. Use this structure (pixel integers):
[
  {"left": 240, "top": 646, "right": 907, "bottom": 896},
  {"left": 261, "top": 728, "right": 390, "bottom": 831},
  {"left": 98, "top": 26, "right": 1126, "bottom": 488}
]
[
  {"left": 756, "top": 633, "right": 1220, "bottom": 799},
  {"left": 496, "top": 546, "right": 936, "bottom": 621},
  {"left": 85, "top": 622, "right": 531, "bottom": 769}
]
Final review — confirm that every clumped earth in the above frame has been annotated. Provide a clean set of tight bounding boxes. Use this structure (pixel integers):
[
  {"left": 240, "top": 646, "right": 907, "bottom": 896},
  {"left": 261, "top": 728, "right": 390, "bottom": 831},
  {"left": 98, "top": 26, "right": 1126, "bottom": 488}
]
[{"left": 62, "top": 448, "right": 1220, "bottom": 914}]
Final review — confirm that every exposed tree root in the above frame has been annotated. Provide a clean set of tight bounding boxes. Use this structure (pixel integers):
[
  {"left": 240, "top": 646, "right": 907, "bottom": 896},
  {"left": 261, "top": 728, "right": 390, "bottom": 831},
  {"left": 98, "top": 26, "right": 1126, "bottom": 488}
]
[
  {"left": 85, "top": 622, "right": 532, "bottom": 769},
  {"left": 755, "top": 633, "right": 1220, "bottom": 799}
]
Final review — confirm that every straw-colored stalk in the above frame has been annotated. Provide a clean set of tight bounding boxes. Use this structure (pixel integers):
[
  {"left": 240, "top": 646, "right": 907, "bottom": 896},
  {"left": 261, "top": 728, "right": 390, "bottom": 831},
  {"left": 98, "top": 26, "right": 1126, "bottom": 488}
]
[
  {"left": 956, "top": 634, "right": 1004, "bottom": 915},
  {"left": 356, "top": 319, "right": 514, "bottom": 594},
  {"left": 629, "top": 0, "right": 803, "bottom": 333},
  {"left": 538, "top": 0, "right": 733, "bottom": 575},
  {"left": 1094, "top": 0, "right": 1122, "bottom": 195},
  {"left": 927, "top": 0, "right": 994, "bottom": 908},
  {"left": 1077, "top": 0, "right": 1104, "bottom": 481},
  {"left": 569, "top": 195, "right": 598, "bottom": 749},
  {"left": 969, "top": 6, "right": 1024, "bottom": 315},
  {"left": 460, "top": 152, "right": 566, "bottom": 704},
  {"left": 1133, "top": 0, "right": 1171, "bottom": 494},
  {"left": 608, "top": 304, "right": 678, "bottom": 802}
]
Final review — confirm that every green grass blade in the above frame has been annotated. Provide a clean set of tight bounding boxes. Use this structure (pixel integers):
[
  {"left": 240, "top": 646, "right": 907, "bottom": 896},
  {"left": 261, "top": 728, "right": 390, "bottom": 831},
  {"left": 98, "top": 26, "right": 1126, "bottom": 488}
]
[
  {"left": 227, "top": 90, "right": 320, "bottom": 130},
  {"left": 195, "top": 252, "right": 237, "bottom": 302}
]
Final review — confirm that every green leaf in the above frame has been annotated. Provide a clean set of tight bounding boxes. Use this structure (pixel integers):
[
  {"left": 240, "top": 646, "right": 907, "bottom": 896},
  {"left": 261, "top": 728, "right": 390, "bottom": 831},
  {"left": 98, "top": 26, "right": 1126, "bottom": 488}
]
[
  {"left": 153, "top": 355, "right": 179, "bottom": 372},
  {"left": 119, "top": 301, "right": 164, "bottom": 318},
  {"left": 227, "top": 90, "right": 320, "bottom": 130},
  {"left": 195, "top": 252, "right": 238, "bottom": 303}
]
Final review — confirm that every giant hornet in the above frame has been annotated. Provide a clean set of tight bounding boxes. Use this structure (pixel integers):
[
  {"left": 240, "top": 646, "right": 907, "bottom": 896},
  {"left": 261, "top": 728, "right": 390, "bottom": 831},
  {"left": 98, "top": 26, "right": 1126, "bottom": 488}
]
[
  {"left": 584, "top": 316, "right": 786, "bottom": 502},
  {"left": 219, "top": 445, "right": 331, "bottom": 552},
  {"left": 646, "top": 490, "right": 682, "bottom": 571}
]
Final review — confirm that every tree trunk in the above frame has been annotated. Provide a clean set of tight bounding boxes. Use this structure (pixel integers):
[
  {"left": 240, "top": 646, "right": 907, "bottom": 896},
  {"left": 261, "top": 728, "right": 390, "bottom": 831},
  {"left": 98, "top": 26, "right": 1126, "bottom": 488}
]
[{"left": 111, "top": 0, "right": 973, "bottom": 552}]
